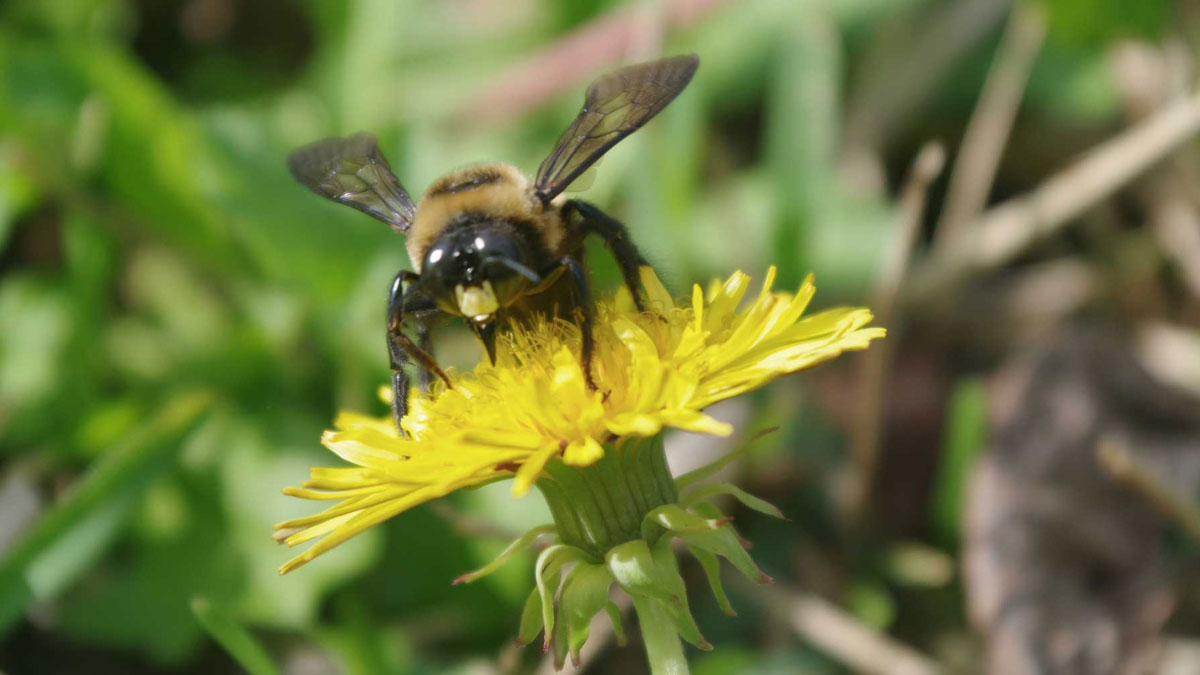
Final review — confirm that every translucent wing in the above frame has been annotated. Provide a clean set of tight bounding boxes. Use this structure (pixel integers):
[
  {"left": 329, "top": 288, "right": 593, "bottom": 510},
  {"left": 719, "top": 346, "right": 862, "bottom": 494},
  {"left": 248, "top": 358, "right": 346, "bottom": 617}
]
[
  {"left": 287, "top": 133, "right": 416, "bottom": 232},
  {"left": 534, "top": 54, "right": 699, "bottom": 203},
  {"left": 563, "top": 159, "right": 601, "bottom": 193}
]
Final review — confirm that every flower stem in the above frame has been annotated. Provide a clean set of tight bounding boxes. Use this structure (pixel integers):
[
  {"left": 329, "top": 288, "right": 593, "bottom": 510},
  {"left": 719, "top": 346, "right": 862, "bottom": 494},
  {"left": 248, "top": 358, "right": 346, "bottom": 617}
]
[
  {"left": 537, "top": 434, "right": 676, "bottom": 558},
  {"left": 632, "top": 594, "right": 690, "bottom": 675}
]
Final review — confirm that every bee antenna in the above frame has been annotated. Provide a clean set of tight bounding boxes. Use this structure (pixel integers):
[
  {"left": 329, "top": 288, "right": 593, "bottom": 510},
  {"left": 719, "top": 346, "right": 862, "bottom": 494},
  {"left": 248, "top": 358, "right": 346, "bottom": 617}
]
[{"left": 483, "top": 256, "right": 542, "bottom": 284}]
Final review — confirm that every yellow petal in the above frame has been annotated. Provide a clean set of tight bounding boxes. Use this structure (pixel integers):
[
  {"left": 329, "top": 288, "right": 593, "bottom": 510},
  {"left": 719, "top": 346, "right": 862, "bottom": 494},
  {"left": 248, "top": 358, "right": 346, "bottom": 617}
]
[
  {"left": 640, "top": 265, "right": 674, "bottom": 312},
  {"left": 563, "top": 436, "right": 605, "bottom": 466},
  {"left": 511, "top": 444, "right": 561, "bottom": 497}
]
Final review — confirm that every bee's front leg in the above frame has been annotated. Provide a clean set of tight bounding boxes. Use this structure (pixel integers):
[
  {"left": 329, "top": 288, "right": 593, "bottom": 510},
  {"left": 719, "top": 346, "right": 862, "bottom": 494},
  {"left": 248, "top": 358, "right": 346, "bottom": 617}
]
[{"left": 387, "top": 271, "right": 451, "bottom": 435}]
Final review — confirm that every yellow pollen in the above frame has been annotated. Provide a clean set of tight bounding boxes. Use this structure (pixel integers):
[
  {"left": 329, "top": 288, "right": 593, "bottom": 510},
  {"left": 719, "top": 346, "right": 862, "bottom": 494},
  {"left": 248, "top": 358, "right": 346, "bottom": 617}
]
[{"left": 455, "top": 281, "right": 499, "bottom": 320}]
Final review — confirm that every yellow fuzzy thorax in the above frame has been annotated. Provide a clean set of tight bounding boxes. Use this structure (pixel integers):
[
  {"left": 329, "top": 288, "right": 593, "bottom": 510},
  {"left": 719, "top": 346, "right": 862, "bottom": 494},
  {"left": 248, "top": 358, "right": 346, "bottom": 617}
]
[{"left": 407, "top": 163, "right": 566, "bottom": 271}]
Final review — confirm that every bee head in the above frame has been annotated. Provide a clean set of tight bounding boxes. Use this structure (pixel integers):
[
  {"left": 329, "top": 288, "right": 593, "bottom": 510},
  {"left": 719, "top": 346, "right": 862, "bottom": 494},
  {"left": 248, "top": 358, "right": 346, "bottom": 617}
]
[{"left": 420, "top": 224, "right": 539, "bottom": 362}]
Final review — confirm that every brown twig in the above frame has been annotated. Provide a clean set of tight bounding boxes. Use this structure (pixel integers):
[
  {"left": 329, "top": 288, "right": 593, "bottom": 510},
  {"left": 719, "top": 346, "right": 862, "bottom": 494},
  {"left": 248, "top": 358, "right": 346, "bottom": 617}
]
[
  {"left": 758, "top": 585, "right": 944, "bottom": 675},
  {"left": 849, "top": 142, "right": 945, "bottom": 517},
  {"left": 1136, "top": 322, "right": 1200, "bottom": 397},
  {"left": 906, "top": 85, "right": 1200, "bottom": 306},
  {"left": 1152, "top": 637, "right": 1200, "bottom": 674},
  {"left": 935, "top": 2, "right": 1045, "bottom": 244},
  {"left": 1111, "top": 42, "right": 1200, "bottom": 301},
  {"left": 1145, "top": 179, "right": 1200, "bottom": 299},
  {"left": 457, "top": 0, "right": 728, "bottom": 126},
  {"left": 1097, "top": 435, "right": 1200, "bottom": 545}
]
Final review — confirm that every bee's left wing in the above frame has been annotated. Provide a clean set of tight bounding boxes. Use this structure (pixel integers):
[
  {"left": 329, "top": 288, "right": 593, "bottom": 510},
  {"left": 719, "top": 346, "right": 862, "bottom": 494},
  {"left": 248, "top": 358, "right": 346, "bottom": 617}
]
[
  {"left": 287, "top": 133, "right": 416, "bottom": 232},
  {"left": 534, "top": 54, "right": 698, "bottom": 204}
]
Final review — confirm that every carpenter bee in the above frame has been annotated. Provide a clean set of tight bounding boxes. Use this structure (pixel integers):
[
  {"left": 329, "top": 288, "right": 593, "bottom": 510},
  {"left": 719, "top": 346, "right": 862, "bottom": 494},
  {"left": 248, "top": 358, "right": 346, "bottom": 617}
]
[{"left": 288, "top": 54, "right": 699, "bottom": 433}]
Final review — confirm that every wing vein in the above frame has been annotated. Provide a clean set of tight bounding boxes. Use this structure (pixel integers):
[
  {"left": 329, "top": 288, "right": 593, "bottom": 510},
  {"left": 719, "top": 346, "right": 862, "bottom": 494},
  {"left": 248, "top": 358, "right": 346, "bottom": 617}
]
[{"left": 534, "top": 54, "right": 698, "bottom": 203}]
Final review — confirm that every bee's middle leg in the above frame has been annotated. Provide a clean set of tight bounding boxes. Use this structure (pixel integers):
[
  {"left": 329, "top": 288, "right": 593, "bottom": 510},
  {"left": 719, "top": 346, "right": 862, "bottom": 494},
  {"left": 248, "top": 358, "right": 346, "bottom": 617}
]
[
  {"left": 549, "top": 255, "right": 598, "bottom": 391},
  {"left": 564, "top": 199, "right": 650, "bottom": 311},
  {"left": 387, "top": 271, "right": 450, "bottom": 434}
]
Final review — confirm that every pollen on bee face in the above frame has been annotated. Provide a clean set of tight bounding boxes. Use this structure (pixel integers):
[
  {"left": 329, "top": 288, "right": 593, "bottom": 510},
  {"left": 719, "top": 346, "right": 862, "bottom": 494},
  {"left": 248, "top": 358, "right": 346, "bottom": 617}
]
[{"left": 455, "top": 281, "right": 500, "bottom": 320}]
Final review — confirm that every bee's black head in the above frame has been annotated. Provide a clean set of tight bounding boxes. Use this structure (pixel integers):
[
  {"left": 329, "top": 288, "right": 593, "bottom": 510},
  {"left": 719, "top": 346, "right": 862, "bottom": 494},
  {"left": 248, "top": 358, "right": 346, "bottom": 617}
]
[{"left": 419, "top": 222, "right": 539, "bottom": 359}]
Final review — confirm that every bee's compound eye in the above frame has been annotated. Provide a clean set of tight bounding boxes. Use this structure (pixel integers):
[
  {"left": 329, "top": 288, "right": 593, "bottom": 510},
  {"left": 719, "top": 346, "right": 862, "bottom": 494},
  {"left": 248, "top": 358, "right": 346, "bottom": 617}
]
[
  {"left": 421, "top": 245, "right": 459, "bottom": 314},
  {"left": 472, "top": 230, "right": 524, "bottom": 264}
]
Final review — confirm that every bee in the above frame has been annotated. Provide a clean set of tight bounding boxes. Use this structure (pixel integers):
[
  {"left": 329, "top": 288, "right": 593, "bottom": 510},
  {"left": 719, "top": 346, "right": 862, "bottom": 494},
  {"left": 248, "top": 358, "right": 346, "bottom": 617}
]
[{"left": 288, "top": 54, "right": 699, "bottom": 433}]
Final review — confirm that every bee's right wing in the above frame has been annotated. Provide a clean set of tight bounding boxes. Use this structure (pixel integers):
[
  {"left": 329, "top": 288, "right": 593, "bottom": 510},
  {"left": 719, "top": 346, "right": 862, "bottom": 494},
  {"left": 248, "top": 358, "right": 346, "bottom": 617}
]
[
  {"left": 534, "top": 54, "right": 699, "bottom": 204},
  {"left": 287, "top": 133, "right": 416, "bottom": 232}
]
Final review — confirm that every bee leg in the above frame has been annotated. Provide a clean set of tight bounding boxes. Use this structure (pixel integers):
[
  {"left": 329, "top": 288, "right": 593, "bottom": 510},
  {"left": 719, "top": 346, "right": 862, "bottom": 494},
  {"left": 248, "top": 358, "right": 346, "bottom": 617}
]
[
  {"left": 554, "top": 255, "right": 598, "bottom": 391},
  {"left": 564, "top": 199, "right": 650, "bottom": 311},
  {"left": 387, "top": 271, "right": 451, "bottom": 434},
  {"left": 415, "top": 321, "right": 435, "bottom": 392}
]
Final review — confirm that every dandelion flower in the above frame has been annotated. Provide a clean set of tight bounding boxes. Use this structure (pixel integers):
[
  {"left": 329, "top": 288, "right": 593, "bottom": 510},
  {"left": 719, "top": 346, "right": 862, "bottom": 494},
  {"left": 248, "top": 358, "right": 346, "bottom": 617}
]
[{"left": 276, "top": 266, "right": 883, "bottom": 671}]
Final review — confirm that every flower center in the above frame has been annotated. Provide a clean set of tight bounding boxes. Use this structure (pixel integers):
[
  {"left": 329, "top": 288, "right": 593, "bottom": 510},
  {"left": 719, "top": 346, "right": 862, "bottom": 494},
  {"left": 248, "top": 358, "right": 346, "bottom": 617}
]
[{"left": 536, "top": 435, "right": 678, "bottom": 559}]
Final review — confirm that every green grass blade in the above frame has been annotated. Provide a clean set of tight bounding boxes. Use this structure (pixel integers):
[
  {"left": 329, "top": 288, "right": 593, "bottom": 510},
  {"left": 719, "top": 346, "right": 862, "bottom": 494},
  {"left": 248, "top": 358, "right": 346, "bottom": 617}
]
[
  {"left": 0, "top": 391, "right": 212, "bottom": 635},
  {"left": 191, "top": 596, "right": 280, "bottom": 675},
  {"left": 930, "top": 377, "right": 988, "bottom": 545},
  {"left": 764, "top": 1, "right": 840, "bottom": 288}
]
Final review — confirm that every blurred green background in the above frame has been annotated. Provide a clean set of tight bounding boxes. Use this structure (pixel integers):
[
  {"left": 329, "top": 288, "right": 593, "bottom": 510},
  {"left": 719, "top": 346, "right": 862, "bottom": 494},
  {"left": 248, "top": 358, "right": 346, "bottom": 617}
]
[{"left": 2, "top": 0, "right": 1197, "bottom": 673}]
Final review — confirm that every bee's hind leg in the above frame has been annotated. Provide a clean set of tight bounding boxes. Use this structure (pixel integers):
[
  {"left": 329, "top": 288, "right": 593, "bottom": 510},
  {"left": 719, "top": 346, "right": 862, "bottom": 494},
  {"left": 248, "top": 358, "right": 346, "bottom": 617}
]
[
  {"left": 564, "top": 199, "right": 650, "bottom": 311},
  {"left": 387, "top": 271, "right": 451, "bottom": 435}
]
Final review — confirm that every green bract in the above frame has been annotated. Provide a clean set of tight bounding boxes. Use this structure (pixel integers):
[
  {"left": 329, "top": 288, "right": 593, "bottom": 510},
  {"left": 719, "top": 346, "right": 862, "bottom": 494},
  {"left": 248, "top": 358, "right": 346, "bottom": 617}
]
[{"left": 457, "top": 434, "right": 779, "bottom": 670}]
